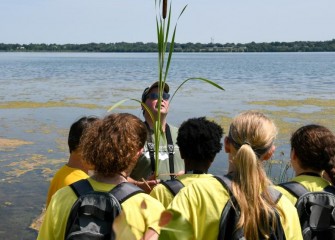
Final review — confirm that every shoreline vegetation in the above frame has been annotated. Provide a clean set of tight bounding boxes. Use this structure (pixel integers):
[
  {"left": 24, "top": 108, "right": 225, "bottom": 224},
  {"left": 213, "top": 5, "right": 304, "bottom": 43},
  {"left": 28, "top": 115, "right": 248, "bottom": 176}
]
[
  {"left": 1, "top": 97, "right": 334, "bottom": 182},
  {"left": 0, "top": 138, "right": 33, "bottom": 149},
  {"left": 1, "top": 39, "right": 335, "bottom": 52}
]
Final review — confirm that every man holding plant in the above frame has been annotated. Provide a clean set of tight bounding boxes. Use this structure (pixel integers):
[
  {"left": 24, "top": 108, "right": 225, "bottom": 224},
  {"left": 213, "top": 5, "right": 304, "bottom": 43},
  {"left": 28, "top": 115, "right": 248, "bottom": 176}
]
[{"left": 129, "top": 81, "right": 184, "bottom": 192}]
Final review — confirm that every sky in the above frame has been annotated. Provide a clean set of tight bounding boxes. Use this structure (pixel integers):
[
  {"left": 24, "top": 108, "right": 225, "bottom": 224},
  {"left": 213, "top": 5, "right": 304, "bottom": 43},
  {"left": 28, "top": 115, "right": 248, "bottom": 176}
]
[{"left": 1, "top": 0, "right": 334, "bottom": 44}]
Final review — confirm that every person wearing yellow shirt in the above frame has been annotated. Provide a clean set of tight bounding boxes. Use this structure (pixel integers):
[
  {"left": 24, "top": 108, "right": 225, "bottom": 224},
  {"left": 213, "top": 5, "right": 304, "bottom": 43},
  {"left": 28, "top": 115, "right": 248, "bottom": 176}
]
[
  {"left": 38, "top": 113, "right": 165, "bottom": 240},
  {"left": 276, "top": 124, "right": 335, "bottom": 204},
  {"left": 168, "top": 111, "right": 303, "bottom": 240},
  {"left": 150, "top": 117, "right": 223, "bottom": 208},
  {"left": 45, "top": 116, "right": 98, "bottom": 207}
]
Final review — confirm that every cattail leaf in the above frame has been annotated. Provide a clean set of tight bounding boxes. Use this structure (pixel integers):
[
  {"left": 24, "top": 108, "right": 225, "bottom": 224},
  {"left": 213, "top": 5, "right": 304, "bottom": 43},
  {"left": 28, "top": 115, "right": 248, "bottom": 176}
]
[{"left": 169, "top": 78, "right": 225, "bottom": 104}]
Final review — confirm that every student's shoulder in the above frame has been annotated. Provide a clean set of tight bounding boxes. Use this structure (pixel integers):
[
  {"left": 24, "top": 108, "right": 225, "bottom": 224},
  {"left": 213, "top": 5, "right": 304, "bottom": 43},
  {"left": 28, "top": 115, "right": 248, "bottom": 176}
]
[
  {"left": 176, "top": 175, "right": 229, "bottom": 198},
  {"left": 276, "top": 190, "right": 297, "bottom": 209},
  {"left": 276, "top": 175, "right": 331, "bottom": 198},
  {"left": 129, "top": 192, "right": 165, "bottom": 208},
  {"left": 177, "top": 173, "right": 213, "bottom": 186},
  {"left": 150, "top": 182, "right": 171, "bottom": 196},
  {"left": 294, "top": 175, "right": 331, "bottom": 191}
]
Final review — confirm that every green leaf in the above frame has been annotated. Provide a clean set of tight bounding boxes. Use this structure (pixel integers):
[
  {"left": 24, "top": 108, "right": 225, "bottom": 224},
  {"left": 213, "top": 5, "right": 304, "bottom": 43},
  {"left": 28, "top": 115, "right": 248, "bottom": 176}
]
[
  {"left": 169, "top": 77, "right": 225, "bottom": 104},
  {"left": 159, "top": 209, "right": 194, "bottom": 240},
  {"left": 107, "top": 99, "right": 131, "bottom": 112},
  {"left": 164, "top": 2, "right": 172, "bottom": 44}
]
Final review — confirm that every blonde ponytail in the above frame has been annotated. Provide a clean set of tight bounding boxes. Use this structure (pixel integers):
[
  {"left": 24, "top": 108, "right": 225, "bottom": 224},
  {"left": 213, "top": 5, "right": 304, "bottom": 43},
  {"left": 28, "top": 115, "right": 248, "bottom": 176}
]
[{"left": 228, "top": 111, "right": 282, "bottom": 240}]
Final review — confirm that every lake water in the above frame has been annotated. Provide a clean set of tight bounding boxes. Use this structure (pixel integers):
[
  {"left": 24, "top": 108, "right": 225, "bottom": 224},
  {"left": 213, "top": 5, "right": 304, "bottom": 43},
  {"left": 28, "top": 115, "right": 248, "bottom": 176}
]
[{"left": 0, "top": 52, "right": 335, "bottom": 239}]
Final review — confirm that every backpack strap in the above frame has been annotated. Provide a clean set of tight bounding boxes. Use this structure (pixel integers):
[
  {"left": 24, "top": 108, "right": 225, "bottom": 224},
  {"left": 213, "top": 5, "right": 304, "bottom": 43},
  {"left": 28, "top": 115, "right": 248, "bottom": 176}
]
[
  {"left": 278, "top": 181, "right": 309, "bottom": 199},
  {"left": 145, "top": 121, "right": 156, "bottom": 174},
  {"left": 161, "top": 179, "right": 185, "bottom": 196},
  {"left": 110, "top": 182, "right": 145, "bottom": 204},
  {"left": 214, "top": 175, "right": 242, "bottom": 239},
  {"left": 267, "top": 187, "right": 283, "bottom": 204},
  {"left": 165, "top": 124, "right": 175, "bottom": 180},
  {"left": 70, "top": 179, "right": 93, "bottom": 197},
  {"left": 323, "top": 185, "right": 335, "bottom": 195},
  {"left": 70, "top": 179, "right": 144, "bottom": 204}
]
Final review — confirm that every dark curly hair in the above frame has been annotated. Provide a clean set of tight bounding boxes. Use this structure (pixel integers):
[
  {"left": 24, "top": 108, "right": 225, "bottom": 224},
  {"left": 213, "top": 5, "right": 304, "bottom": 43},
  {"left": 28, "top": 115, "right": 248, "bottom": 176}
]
[
  {"left": 80, "top": 113, "right": 147, "bottom": 177},
  {"left": 177, "top": 117, "right": 223, "bottom": 165},
  {"left": 291, "top": 124, "right": 335, "bottom": 184}
]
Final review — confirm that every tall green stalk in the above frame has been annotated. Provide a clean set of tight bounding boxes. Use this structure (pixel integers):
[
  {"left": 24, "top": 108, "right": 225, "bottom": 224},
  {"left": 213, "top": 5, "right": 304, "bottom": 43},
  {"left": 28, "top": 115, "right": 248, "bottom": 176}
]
[
  {"left": 109, "top": 0, "right": 224, "bottom": 179},
  {"left": 153, "top": 0, "right": 189, "bottom": 178}
]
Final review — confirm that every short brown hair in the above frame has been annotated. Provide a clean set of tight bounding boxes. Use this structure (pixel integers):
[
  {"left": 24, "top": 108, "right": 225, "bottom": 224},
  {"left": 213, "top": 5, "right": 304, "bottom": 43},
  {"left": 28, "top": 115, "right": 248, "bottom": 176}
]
[
  {"left": 80, "top": 113, "right": 147, "bottom": 177},
  {"left": 291, "top": 124, "right": 335, "bottom": 172}
]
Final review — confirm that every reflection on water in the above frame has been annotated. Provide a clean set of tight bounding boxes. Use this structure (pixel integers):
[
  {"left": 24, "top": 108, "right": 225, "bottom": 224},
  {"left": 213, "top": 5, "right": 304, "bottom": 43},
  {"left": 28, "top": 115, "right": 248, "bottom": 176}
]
[{"left": 1, "top": 52, "right": 335, "bottom": 239}]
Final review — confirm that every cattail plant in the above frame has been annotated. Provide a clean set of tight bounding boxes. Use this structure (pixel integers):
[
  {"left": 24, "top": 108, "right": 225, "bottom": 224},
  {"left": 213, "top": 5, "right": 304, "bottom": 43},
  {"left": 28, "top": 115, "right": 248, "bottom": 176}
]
[
  {"left": 112, "top": 1, "right": 224, "bottom": 238},
  {"left": 163, "top": 0, "right": 167, "bottom": 19},
  {"left": 109, "top": 0, "right": 224, "bottom": 179}
]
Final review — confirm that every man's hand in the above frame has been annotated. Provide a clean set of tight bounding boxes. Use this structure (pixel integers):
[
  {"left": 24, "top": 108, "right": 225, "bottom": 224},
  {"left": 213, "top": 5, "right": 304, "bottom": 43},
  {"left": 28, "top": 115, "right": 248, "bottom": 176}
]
[
  {"left": 127, "top": 176, "right": 159, "bottom": 193},
  {"left": 136, "top": 179, "right": 159, "bottom": 193}
]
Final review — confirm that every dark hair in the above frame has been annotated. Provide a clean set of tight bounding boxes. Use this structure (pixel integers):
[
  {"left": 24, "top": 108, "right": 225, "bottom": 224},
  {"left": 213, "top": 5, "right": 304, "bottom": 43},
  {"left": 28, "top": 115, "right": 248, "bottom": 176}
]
[
  {"left": 68, "top": 116, "right": 99, "bottom": 153},
  {"left": 291, "top": 124, "right": 335, "bottom": 182},
  {"left": 80, "top": 113, "right": 147, "bottom": 177},
  {"left": 177, "top": 117, "right": 223, "bottom": 165}
]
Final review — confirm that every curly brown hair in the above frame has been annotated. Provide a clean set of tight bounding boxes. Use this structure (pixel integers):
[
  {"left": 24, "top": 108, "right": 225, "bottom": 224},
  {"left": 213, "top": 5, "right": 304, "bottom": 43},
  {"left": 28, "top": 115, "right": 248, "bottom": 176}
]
[{"left": 80, "top": 113, "right": 147, "bottom": 177}]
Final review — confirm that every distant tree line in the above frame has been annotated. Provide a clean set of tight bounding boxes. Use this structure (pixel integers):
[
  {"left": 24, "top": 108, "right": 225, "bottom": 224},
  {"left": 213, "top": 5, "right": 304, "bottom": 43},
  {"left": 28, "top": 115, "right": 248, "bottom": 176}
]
[{"left": 1, "top": 39, "right": 335, "bottom": 52}]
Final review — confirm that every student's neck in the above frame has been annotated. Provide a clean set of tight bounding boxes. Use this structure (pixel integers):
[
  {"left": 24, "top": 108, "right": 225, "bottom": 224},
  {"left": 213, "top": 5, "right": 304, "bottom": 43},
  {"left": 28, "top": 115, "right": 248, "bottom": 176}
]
[
  {"left": 91, "top": 172, "right": 127, "bottom": 184},
  {"left": 295, "top": 168, "right": 322, "bottom": 177},
  {"left": 185, "top": 162, "right": 209, "bottom": 174},
  {"left": 145, "top": 117, "right": 167, "bottom": 132},
  {"left": 67, "top": 152, "right": 88, "bottom": 174}
]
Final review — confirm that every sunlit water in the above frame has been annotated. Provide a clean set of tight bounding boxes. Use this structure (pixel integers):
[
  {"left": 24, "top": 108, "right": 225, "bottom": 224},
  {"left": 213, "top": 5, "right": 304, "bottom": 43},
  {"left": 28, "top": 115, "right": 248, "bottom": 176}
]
[{"left": 0, "top": 52, "right": 335, "bottom": 239}]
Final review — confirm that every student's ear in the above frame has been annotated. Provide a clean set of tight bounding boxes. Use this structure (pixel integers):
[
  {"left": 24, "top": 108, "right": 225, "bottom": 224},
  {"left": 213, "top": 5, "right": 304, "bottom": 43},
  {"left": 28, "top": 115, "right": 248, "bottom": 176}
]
[
  {"left": 290, "top": 148, "right": 299, "bottom": 164},
  {"left": 224, "top": 137, "right": 231, "bottom": 153},
  {"left": 263, "top": 145, "right": 276, "bottom": 161},
  {"left": 137, "top": 148, "right": 144, "bottom": 157}
]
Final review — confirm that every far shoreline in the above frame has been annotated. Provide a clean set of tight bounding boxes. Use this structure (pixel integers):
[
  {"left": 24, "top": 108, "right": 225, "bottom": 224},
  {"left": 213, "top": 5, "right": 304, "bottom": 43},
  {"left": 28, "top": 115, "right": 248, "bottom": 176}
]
[{"left": 1, "top": 39, "right": 335, "bottom": 53}]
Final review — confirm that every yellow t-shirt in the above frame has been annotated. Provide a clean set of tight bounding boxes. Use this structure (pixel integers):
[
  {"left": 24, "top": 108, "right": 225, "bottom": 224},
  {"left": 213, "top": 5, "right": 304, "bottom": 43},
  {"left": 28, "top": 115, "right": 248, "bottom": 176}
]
[
  {"left": 46, "top": 165, "right": 88, "bottom": 207},
  {"left": 275, "top": 174, "right": 332, "bottom": 205},
  {"left": 150, "top": 173, "right": 213, "bottom": 208},
  {"left": 38, "top": 178, "right": 165, "bottom": 240},
  {"left": 168, "top": 176, "right": 303, "bottom": 240}
]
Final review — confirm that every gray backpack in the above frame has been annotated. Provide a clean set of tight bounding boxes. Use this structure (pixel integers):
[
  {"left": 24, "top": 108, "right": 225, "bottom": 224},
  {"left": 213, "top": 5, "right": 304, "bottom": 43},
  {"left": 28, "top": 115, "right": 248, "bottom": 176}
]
[
  {"left": 279, "top": 181, "right": 335, "bottom": 240},
  {"left": 65, "top": 179, "right": 144, "bottom": 240}
]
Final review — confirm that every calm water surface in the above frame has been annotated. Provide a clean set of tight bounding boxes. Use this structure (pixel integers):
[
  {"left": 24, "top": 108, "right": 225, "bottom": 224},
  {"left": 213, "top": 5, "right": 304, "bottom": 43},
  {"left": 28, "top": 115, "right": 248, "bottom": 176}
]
[{"left": 0, "top": 52, "right": 335, "bottom": 239}]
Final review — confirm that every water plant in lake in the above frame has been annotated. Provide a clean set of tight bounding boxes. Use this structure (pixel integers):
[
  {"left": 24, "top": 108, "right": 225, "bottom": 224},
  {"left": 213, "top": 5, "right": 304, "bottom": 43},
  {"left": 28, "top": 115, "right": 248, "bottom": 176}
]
[
  {"left": 264, "top": 151, "right": 294, "bottom": 184},
  {"left": 108, "top": 0, "right": 224, "bottom": 179},
  {"left": 109, "top": 1, "right": 223, "bottom": 238}
]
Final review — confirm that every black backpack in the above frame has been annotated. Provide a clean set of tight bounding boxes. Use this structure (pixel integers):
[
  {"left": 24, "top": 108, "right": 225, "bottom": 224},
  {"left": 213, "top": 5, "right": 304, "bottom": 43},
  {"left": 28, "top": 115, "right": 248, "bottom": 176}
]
[
  {"left": 65, "top": 179, "right": 144, "bottom": 240},
  {"left": 161, "top": 179, "right": 185, "bottom": 196},
  {"left": 279, "top": 181, "right": 335, "bottom": 240},
  {"left": 215, "top": 175, "right": 286, "bottom": 240}
]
